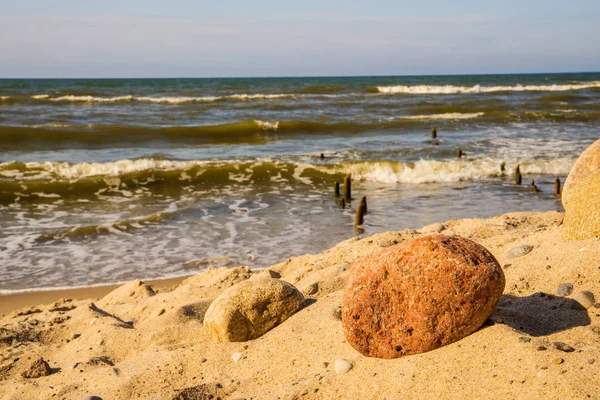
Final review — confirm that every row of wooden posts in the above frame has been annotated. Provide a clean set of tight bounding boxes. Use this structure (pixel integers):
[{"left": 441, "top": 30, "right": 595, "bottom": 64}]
[
  {"left": 334, "top": 175, "right": 367, "bottom": 227},
  {"left": 334, "top": 129, "right": 562, "bottom": 228},
  {"left": 433, "top": 128, "right": 562, "bottom": 195}
]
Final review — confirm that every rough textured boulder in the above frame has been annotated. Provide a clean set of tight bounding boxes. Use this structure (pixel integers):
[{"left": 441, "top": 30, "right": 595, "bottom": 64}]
[
  {"left": 21, "top": 358, "right": 52, "bottom": 379},
  {"left": 342, "top": 235, "right": 505, "bottom": 359},
  {"left": 562, "top": 139, "right": 600, "bottom": 209},
  {"left": 563, "top": 173, "right": 600, "bottom": 240},
  {"left": 203, "top": 279, "right": 304, "bottom": 342}
]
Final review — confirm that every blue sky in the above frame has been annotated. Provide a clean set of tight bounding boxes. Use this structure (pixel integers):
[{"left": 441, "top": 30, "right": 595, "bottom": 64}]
[{"left": 1, "top": 1, "right": 599, "bottom": 77}]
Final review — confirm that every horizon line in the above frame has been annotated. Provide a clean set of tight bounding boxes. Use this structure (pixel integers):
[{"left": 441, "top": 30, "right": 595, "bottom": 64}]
[{"left": 1, "top": 70, "right": 599, "bottom": 80}]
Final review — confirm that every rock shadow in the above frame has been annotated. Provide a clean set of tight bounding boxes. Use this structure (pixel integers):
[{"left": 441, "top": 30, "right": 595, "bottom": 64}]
[{"left": 491, "top": 292, "right": 591, "bottom": 336}]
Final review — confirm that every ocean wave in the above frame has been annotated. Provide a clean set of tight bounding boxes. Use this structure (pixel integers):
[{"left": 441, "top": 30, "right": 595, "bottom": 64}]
[
  {"left": 336, "top": 158, "right": 574, "bottom": 184},
  {"left": 376, "top": 82, "right": 600, "bottom": 94},
  {"left": 398, "top": 112, "right": 484, "bottom": 120},
  {"left": 0, "top": 157, "right": 576, "bottom": 204},
  {"left": 31, "top": 93, "right": 298, "bottom": 103},
  {"left": 35, "top": 208, "right": 179, "bottom": 243}
]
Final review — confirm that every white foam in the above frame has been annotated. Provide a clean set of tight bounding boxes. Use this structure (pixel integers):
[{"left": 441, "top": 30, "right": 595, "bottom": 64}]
[
  {"left": 0, "top": 159, "right": 210, "bottom": 180},
  {"left": 377, "top": 82, "right": 600, "bottom": 94},
  {"left": 333, "top": 158, "right": 575, "bottom": 184},
  {"left": 254, "top": 120, "right": 279, "bottom": 131},
  {"left": 42, "top": 93, "right": 296, "bottom": 103},
  {"left": 0, "top": 96, "right": 10, "bottom": 100},
  {"left": 398, "top": 112, "right": 484, "bottom": 120}
]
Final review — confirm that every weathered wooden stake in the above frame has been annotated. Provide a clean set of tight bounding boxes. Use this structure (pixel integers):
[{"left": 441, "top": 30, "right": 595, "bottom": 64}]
[
  {"left": 554, "top": 177, "right": 561, "bottom": 196},
  {"left": 344, "top": 174, "right": 352, "bottom": 201},
  {"left": 431, "top": 128, "right": 437, "bottom": 139},
  {"left": 514, "top": 165, "right": 522, "bottom": 185},
  {"left": 457, "top": 149, "right": 463, "bottom": 158},
  {"left": 530, "top": 180, "right": 540, "bottom": 192},
  {"left": 500, "top": 162, "right": 505, "bottom": 173},
  {"left": 334, "top": 182, "right": 340, "bottom": 197},
  {"left": 355, "top": 203, "right": 365, "bottom": 226},
  {"left": 320, "top": 153, "right": 325, "bottom": 159},
  {"left": 339, "top": 198, "right": 346, "bottom": 208},
  {"left": 360, "top": 196, "right": 367, "bottom": 215}
]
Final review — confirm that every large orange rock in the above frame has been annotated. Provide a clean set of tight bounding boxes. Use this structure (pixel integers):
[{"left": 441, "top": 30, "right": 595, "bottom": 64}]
[
  {"left": 562, "top": 139, "right": 600, "bottom": 210},
  {"left": 342, "top": 235, "right": 504, "bottom": 359}
]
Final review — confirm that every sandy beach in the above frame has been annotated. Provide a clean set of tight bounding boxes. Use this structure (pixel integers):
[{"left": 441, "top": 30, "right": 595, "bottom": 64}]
[{"left": 1, "top": 210, "right": 598, "bottom": 399}]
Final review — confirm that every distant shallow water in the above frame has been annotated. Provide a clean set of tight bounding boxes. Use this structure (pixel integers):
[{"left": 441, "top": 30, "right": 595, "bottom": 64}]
[{"left": 1, "top": 73, "right": 598, "bottom": 292}]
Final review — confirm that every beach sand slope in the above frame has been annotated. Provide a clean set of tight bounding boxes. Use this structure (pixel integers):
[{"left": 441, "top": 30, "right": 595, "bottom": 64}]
[{"left": 1, "top": 211, "right": 599, "bottom": 399}]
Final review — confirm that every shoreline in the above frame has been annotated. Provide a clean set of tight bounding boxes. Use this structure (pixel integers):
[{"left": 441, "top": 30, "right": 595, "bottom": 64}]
[
  {"left": 0, "top": 275, "right": 190, "bottom": 316},
  {"left": 1, "top": 210, "right": 599, "bottom": 399}
]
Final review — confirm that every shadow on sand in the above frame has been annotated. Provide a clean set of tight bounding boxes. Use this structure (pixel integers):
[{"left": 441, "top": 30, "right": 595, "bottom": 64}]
[{"left": 490, "top": 292, "right": 591, "bottom": 336}]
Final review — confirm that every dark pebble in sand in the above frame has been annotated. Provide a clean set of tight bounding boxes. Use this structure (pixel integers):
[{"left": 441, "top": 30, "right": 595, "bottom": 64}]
[
  {"left": 519, "top": 337, "right": 531, "bottom": 343},
  {"left": 588, "top": 359, "right": 595, "bottom": 365},
  {"left": 594, "top": 303, "right": 600, "bottom": 309},
  {"left": 537, "top": 346, "right": 547, "bottom": 351},
  {"left": 84, "top": 397, "right": 103, "bottom": 400},
  {"left": 556, "top": 283, "right": 573, "bottom": 297},
  {"left": 552, "top": 342, "right": 575, "bottom": 352}
]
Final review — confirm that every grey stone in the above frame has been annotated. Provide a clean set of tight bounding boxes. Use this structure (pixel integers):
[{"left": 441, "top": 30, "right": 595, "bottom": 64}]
[
  {"left": 557, "top": 283, "right": 574, "bottom": 297},
  {"left": 552, "top": 342, "right": 575, "bottom": 352},
  {"left": 507, "top": 245, "right": 534, "bottom": 258}
]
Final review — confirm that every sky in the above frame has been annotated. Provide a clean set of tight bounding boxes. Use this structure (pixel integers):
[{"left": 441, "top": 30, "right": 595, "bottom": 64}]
[{"left": 1, "top": 1, "right": 599, "bottom": 78}]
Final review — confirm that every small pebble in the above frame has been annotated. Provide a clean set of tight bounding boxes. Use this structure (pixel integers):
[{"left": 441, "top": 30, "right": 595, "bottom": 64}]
[
  {"left": 507, "top": 245, "right": 533, "bottom": 258},
  {"left": 587, "top": 359, "right": 595, "bottom": 365},
  {"left": 571, "top": 291, "right": 596, "bottom": 310},
  {"left": 556, "top": 283, "right": 573, "bottom": 297},
  {"left": 537, "top": 346, "right": 547, "bottom": 351},
  {"left": 70, "top": 362, "right": 80, "bottom": 369},
  {"left": 334, "top": 358, "right": 353, "bottom": 375},
  {"left": 519, "top": 337, "right": 531, "bottom": 343},
  {"left": 552, "top": 358, "right": 564, "bottom": 365},
  {"left": 231, "top": 352, "right": 243, "bottom": 363},
  {"left": 201, "top": 358, "right": 207, "bottom": 363},
  {"left": 594, "top": 303, "right": 600, "bottom": 309},
  {"left": 83, "top": 396, "right": 103, "bottom": 400},
  {"left": 552, "top": 342, "right": 575, "bottom": 352},
  {"left": 72, "top": 333, "right": 81, "bottom": 340}
]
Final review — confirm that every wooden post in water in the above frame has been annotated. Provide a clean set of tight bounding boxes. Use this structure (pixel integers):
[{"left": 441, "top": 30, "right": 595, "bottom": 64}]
[
  {"left": 355, "top": 203, "right": 365, "bottom": 226},
  {"left": 360, "top": 196, "right": 367, "bottom": 215},
  {"left": 457, "top": 149, "right": 463, "bottom": 158},
  {"left": 530, "top": 180, "right": 540, "bottom": 192},
  {"left": 320, "top": 153, "right": 325, "bottom": 159},
  {"left": 339, "top": 198, "right": 346, "bottom": 208},
  {"left": 344, "top": 175, "right": 352, "bottom": 202},
  {"left": 500, "top": 162, "right": 505, "bottom": 173},
  {"left": 514, "top": 165, "right": 522, "bottom": 185},
  {"left": 554, "top": 177, "right": 561, "bottom": 196},
  {"left": 431, "top": 128, "right": 437, "bottom": 139},
  {"left": 334, "top": 182, "right": 340, "bottom": 198}
]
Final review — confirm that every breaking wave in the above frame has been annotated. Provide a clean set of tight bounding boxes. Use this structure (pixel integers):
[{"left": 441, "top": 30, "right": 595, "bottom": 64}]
[{"left": 376, "top": 82, "right": 600, "bottom": 95}]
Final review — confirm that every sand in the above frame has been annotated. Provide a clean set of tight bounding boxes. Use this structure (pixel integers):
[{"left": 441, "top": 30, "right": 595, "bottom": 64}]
[{"left": 1, "top": 211, "right": 599, "bottom": 399}]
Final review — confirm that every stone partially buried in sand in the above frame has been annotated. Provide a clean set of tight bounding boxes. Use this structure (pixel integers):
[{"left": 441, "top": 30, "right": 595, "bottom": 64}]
[
  {"left": 203, "top": 278, "right": 304, "bottom": 342},
  {"left": 562, "top": 138, "right": 600, "bottom": 209},
  {"left": 562, "top": 173, "right": 600, "bottom": 240},
  {"left": 342, "top": 235, "right": 505, "bottom": 359}
]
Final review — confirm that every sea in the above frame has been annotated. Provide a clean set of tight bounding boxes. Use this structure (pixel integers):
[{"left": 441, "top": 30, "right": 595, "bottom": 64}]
[{"left": 1, "top": 73, "right": 599, "bottom": 292}]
